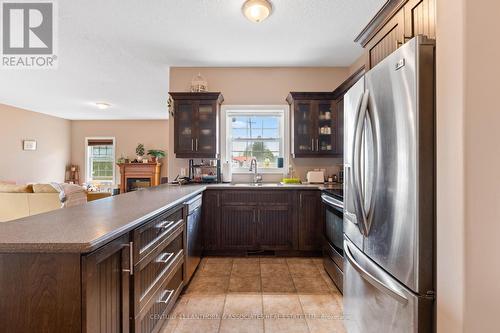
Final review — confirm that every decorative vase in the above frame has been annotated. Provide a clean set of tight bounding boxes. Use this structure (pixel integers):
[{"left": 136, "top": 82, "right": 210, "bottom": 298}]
[{"left": 137, "top": 155, "right": 143, "bottom": 162}]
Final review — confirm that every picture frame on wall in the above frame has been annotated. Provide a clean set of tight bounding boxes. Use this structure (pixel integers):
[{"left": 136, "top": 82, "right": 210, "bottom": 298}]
[{"left": 23, "top": 140, "right": 37, "bottom": 151}]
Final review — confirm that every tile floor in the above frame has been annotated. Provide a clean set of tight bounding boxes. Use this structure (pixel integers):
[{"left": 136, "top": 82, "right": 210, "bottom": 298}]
[{"left": 160, "top": 257, "right": 345, "bottom": 333}]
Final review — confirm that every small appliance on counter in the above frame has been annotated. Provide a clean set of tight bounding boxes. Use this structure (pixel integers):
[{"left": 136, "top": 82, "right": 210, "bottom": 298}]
[
  {"left": 306, "top": 170, "right": 325, "bottom": 184},
  {"left": 188, "top": 159, "right": 221, "bottom": 183}
]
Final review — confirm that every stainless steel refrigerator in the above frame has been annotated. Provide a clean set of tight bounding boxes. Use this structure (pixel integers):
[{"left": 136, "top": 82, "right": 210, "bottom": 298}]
[{"left": 343, "top": 36, "right": 435, "bottom": 333}]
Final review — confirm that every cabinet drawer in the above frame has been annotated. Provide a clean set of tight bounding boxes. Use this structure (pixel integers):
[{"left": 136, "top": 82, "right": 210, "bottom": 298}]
[
  {"left": 135, "top": 259, "right": 184, "bottom": 333},
  {"left": 134, "top": 206, "right": 184, "bottom": 263},
  {"left": 135, "top": 229, "right": 184, "bottom": 312}
]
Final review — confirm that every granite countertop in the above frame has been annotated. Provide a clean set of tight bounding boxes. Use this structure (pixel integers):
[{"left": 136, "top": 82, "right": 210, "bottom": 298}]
[
  {"left": 0, "top": 184, "right": 205, "bottom": 254},
  {"left": 0, "top": 182, "right": 342, "bottom": 254}
]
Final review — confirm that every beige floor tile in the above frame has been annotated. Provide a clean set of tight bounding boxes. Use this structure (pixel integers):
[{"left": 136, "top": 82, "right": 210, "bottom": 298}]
[
  {"left": 223, "top": 294, "right": 263, "bottom": 317},
  {"left": 305, "top": 319, "right": 346, "bottom": 333},
  {"left": 311, "top": 257, "right": 324, "bottom": 265},
  {"left": 206, "top": 257, "right": 234, "bottom": 264},
  {"left": 219, "top": 319, "right": 264, "bottom": 333},
  {"left": 232, "top": 257, "right": 261, "bottom": 264},
  {"left": 264, "top": 318, "right": 310, "bottom": 333},
  {"left": 259, "top": 257, "right": 287, "bottom": 264},
  {"left": 288, "top": 262, "right": 322, "bottom": 278},
  {"left": 262, "top": 294, "right": 304, "bottom": 316},
  {"left": 229, "top": 275, "right": 262, "bottom": 292},
  {"left": 173, "top": 319, "right": 220, "bottom": 333},
  {"left": 261, "top": 276, "right": 296, "bottom": 293},
  {"left": 185, "top": 276, "right": 229, "bottom": 294},
  {"left": 298, "top": 294, "right": 343, "bottom": 317},
  {"left": 260, "top": 263, "right": 290, "bottom": 277},
  {"left": 183, "top": 294, "right": 226, "bottom": 317},
  {"left": 232, "top": 262, "right": 261, "bottom": 277},
  {"left": 286, "top": 257, "right": 313, "bottom": 265},
  {"left": 198, "top": 262, "right": 232, "bottom": 277},
  {"left": 293, "top": 276, "right": 331, "bottom": 294}
]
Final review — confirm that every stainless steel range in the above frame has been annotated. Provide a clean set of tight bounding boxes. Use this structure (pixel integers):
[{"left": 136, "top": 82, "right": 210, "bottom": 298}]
[{"left": 322, "top": 188, "right": 344, "bottom": 293}]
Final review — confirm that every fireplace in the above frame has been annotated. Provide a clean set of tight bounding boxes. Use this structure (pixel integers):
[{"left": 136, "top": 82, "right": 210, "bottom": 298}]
[
  {"left": 117, "top": 162, "right": 161, "bottom": 193},
  {"left": 126, "top": 178, "right": 151, "bottom": 192}
]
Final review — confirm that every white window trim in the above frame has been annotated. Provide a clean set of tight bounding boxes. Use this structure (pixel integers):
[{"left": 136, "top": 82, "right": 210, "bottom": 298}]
[
  {"left": 221, "top": 105, "right": 289, "bottom": 175},
  {"left": 84, "top": 137, "right": 116, "bottom": 184}
]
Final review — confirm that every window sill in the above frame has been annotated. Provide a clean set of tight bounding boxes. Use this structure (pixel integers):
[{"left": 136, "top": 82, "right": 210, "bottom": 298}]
[{"left": 231, "top": 169, "right": 286, "bottom": 175}]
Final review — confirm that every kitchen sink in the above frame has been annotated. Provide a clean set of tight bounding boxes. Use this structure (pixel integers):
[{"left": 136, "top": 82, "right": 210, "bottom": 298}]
[{"left": 231, "top": 183, "right": 283, "bottom": 187}]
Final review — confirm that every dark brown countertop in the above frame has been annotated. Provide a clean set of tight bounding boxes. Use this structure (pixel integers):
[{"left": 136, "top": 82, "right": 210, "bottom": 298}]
[
  {"left": 0, "top": 182, "right": 342, "bottom": 254},
  {"left": 0, "top": 184, "right": 205, "bottom": 254}
]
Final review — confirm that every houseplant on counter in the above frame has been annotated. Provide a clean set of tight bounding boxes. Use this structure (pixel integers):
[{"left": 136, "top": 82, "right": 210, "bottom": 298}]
[
  {"left": 136, "top": 143, "right": 145, "bottom": 162},
  {"left": 147, "top": 149, "right": 166, "bottom": 163}
]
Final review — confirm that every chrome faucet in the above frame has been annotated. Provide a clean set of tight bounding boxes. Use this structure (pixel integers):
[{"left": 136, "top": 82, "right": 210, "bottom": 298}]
[{"left": 249, "top": 158, "right": 262, "bottom": 183}]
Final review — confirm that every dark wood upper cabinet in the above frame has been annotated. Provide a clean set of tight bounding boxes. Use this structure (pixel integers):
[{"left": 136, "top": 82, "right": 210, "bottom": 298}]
[
  {"left": 170, "top": 92, "right": 224, "bottom": 159},
  {"left": 353, "top": 0, "right": 436, "bottom": 70},
  {"left": 287, "top": 92, "right": 342, "bottom": 158}
]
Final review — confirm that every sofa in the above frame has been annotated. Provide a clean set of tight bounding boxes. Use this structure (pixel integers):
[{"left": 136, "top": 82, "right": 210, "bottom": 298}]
[{"left": 0, "top": 184, "right": 62, "bottom": 222}]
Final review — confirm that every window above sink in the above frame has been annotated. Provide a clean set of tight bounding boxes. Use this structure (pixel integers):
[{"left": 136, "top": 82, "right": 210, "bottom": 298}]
[{"left": 221, "top": 106, "right": 289, "bottom": 175}]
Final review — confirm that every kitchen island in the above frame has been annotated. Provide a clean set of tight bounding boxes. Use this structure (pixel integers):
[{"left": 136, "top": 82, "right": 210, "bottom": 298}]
[{"left": 0, "top": 182, "right": 339, "bottom": 333}]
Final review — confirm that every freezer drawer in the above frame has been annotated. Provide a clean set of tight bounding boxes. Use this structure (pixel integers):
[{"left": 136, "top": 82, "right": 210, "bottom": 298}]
[{"left": 343, "top": 238, "right": 433, "bottom": 333}]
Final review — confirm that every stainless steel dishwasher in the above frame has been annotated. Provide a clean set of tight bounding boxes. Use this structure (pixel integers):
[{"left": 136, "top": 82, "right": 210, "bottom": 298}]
[{"left": 184, "top": 194, "right": 202, "bottom": 283}]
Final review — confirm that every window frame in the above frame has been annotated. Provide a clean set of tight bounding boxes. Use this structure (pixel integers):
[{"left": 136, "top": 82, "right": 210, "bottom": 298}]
[
  {"left": 221, "top": 105, "right": 289, "bottom": 175},
  {"left": 84, "top": 137, "right": 116, "bottom": 184}
]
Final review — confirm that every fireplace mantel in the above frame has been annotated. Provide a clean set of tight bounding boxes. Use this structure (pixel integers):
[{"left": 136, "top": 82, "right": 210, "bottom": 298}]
[{"left": 117, "top": 162, "right": 161, "bottom": 193}]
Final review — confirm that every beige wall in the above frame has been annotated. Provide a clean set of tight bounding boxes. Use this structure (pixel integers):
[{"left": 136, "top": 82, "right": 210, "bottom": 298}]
[
  {"left": 436, "top": 0, "right": 465, "bottom": 331},
  {"left": 463, "top": 0, "right": 500, "bottom": 331},
  {"left": 348, "top": 54, "right": 366, "bottom": 76},
  {"left": 168, "top": 67, "right": 349, "bottom": 181},
  {"left": 437, "top": 0, "right": 500, "bottom": 332},
  {"left": 0, "top": 104, "right": 71, "bottom": 184},
  {"left": 71, "top": 120, "right": 169, "bottom": 183}
]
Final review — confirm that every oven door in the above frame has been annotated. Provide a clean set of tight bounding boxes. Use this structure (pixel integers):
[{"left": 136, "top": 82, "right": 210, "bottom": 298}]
[{"left": 322, "top": 194, "right": 344, "bottom": 255}]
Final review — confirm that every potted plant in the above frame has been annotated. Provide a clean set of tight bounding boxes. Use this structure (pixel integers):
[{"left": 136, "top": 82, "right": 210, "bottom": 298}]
[
  {"left": 136, "top": 143, "right": 145, "bottom": 162},
  {"left": 147, "top": 149, "right": 166, "bottom": 163}
]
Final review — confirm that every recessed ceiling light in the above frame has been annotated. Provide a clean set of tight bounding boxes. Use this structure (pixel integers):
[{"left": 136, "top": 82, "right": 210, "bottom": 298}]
[
  {"left": 95, "top": 102, "right": 111, "bottom": 110},
  {"left": 242, "top": 0, "right": 272, "bottom": 23}
]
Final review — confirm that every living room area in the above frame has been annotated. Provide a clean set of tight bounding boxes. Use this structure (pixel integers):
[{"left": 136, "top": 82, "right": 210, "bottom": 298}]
[{"left": 0, "top": 103, "right": 169, "bottom": 222}]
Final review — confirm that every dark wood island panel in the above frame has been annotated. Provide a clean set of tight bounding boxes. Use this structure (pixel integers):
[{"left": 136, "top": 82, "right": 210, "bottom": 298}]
[{"left": 0, "top": 253, "right": 82, "bottom": 333}]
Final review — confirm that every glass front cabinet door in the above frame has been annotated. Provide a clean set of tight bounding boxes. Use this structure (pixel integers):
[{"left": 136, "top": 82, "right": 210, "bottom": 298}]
[
  {"left": 170, "top": 92, "right": 223, "bottom": 158},
  {"left": 287, "top": 92, "right": 342, "bottom": 158}
]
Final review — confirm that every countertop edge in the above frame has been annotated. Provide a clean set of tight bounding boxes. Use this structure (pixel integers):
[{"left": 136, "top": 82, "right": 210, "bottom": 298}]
[{"left": 0, "top": 186, "right": 206, "bottom": 254}]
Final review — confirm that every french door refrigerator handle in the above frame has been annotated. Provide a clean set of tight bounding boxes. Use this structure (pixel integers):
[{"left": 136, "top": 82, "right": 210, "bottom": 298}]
[
  {"left": 352, "top": 89, "right": 370, "bottom": 236},
  {"left": 363, "top": 97, "right": 378, "bottom": 234},
  {"left": 344, "top": 237, "right": 408, "bottom": 304},
  {"left": 344, "top": 165, "right": 358, "bottom": 225}
]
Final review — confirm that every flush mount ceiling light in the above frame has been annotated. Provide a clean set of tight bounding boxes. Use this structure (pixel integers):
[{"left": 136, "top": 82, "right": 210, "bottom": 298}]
[
  {"left": 242, "top": 0, "right": 273, "bottom": 23},
  {"left": 95, "top": 102, "right": 111, "bottom": 110}
]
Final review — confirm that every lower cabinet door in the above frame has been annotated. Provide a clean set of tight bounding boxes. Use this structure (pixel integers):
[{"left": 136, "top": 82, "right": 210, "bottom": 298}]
[
  {"left": 258, "top": 205, "right": 295, "bottom": 250},
  {"left": 298, "top": 191, "right": 322, "bottom": 251},
  {"left": 82, "top": 234, "right": 131, "bottom": 333},
  {"left": 220, "top": 205, "right": 257, "bottom": 249}
]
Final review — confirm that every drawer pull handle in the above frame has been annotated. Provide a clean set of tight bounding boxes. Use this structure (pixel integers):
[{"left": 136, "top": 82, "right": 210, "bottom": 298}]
[
  {"left": 159, "top": 289, "right": 175, "bottom": 305},
  {"left": 156, "top": 252, "right": 175, "bottom": 264},
  {"left": 156, "top": 220, "right": 175, "bottom": 229}
]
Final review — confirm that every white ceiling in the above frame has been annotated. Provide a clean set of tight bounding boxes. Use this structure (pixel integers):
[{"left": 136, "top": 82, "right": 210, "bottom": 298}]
[{"left": 0, "top": 0, "right": 385, "bottom": 120}]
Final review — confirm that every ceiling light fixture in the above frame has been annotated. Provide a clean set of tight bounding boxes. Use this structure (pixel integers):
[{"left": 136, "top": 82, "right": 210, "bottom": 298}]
[
  {"left": 242, "top": 0, "right": 272, "bottom": 23},
  {"left": 95, "top": 102, "right": 111, "bottom": 110}
]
